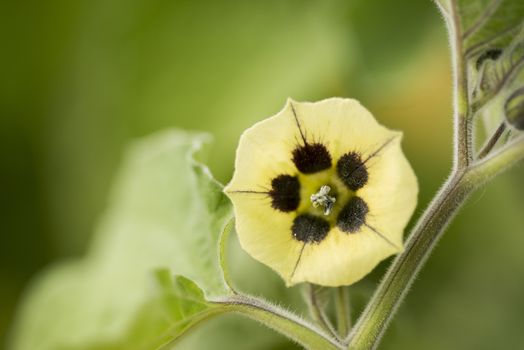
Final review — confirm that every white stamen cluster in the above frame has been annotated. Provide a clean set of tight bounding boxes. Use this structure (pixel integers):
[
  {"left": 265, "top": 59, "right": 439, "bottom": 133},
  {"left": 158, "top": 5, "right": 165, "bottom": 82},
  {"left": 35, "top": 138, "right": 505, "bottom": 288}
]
[{"left": 310, "top": 185, "right": 336, "bottom": 216}]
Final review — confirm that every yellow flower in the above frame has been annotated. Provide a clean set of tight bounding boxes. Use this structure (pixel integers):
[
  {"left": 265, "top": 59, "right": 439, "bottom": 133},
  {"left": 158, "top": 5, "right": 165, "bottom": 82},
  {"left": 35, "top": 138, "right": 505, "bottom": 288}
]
[{"left": 225, "top": 98, "right": 418, "bottom": 287}]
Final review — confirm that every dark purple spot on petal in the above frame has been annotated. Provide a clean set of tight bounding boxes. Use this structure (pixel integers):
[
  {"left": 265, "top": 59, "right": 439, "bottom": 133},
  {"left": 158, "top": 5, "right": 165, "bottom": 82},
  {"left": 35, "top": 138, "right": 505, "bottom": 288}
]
[
  {"left": 269, "top": 175, "right": 300, "bottom": 212},
  {"left": 292, "top": 143, "right": 332, "bottom": 174},
  {"left": 337, "top": 152, "right": 368, "bottom": 191},
  {"left": 337, "top": 196, "right": 368, "bottom": 233},
  {"left": 292, "top": 214, "right": 330, "bottom": 243}
]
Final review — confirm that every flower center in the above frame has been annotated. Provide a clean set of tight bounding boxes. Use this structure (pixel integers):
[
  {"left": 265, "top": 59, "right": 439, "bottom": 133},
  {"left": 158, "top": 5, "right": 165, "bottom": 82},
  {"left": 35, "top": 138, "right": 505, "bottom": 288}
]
[{"left": 310, "top": 185, "right": 336, "bottom": 216}]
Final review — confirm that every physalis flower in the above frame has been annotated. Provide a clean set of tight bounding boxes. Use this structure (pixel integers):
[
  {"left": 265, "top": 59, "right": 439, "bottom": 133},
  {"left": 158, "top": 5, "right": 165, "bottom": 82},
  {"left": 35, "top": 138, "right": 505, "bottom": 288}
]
[{"left": 225, "top": 98, "right": 418, "bottom": 287}]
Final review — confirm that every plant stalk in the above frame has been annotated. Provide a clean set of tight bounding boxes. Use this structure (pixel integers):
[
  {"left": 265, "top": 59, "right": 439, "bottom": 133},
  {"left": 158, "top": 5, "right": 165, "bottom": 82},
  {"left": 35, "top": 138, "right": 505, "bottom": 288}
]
[
  {"left": 347, "top": 171, "right": 475, "bottom": 349},
  {"left": 346, "top": 133, "right": 524, "bottom": 350},
  {"left": 335, "top": 287, "right": 351, "bottom": 338},
  {"left": 306, "top": 284, "right": 340, "bottom": 340},
  {"left": 477, "top": 122, "right": 507, "bottom": 159},
  {"left": 160, "top": 293, "right": 344, "bottom": 350},
  {"left": 447, "top": 0, "right": 472, "bottom": 170},
  {"left": 216, "top": 294, "right": 344, "bottom": 350}
]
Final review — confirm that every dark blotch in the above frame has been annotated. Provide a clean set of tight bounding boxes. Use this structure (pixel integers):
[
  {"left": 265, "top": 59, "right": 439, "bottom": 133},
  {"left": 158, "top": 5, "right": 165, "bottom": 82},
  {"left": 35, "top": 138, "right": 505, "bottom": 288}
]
[
  {"left": 337, "top": 196, "right": 369, "bottom": 233},
  {"left": 292, "top": 143, "right": 332, "bottom": 174},
  {"left": 337, "top": 152, "right": 369, "bottom": 191},
  {"left": 269, "top": 175, "right": 300, "bottom": 212},
  {"left": 292, "top": 214, "right": 330, "bottom": 243},
  {"left": 476, "top": 48, "right": 503, "bottom": 70}
]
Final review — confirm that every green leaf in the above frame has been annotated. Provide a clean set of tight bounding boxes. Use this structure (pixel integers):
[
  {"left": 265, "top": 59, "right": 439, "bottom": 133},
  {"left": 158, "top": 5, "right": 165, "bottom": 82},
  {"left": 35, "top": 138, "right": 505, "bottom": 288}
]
[
  {"left": 10, "top": 130, "right": 233, "bottom": 350},
  {"left": 99, "top": 271, "right": 222, "bottom": 350},
  {"left": 435, "top": 0, "right": 524, "bottom": 133},
  {"left": 435, "top": 0, "right": 523, "bottom": 55}
]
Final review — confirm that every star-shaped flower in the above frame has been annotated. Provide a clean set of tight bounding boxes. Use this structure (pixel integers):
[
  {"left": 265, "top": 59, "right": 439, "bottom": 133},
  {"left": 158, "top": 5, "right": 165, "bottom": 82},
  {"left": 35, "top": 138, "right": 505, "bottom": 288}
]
[{"left": 225, "top": 98, "right": 418, "bottom": 287}]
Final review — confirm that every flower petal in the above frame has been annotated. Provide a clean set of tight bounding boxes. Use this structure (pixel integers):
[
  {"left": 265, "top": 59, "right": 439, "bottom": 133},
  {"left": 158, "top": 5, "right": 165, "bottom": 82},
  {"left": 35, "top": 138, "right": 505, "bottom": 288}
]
[
  {"left": 228, "top": 193, "right": 304, "bottom": 279},
  {"left": 357, "top": 135, "right": 419, "bottom": 249},
  {"left": 288, "top": 97, "right": 397, "bottom": 163},
  {"left": 290, "top": 227, "right": 398, "bottom": 286},
  {"left": 224, "top": 101, "right": 304, "bottom": 193}
]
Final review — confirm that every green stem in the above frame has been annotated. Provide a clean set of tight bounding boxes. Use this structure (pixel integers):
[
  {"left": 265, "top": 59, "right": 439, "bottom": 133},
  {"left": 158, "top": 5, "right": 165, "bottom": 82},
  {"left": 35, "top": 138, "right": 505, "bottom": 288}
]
[
  {"left": 219, "top": 217, "right": 237, "bottom": 293},
  {"left": 477, "top": 122, "right": 506, "bottom": 159},
  {"left": 447, "top": 0, "right": 472, "bottom": 170},
  {"left": 215, "top": 294, "right": 344, "bottom": 350},
  {"left": 158, "top": 293, "right": 343, "bottom": 350},
  {"left": 469, "top": 135, "right": 524, "bottom": 183},
  {"left": 347, "top": 135, "right": 524, "bottom": 350},
  {"left": 306, "top": 284, "right": 340, "bottom": 340},
  {"left": 347, "top": 171, "right": 473, "bottom": 349},
  {"left": 335, "top": 287, "right": 351, "bottom": 338}
]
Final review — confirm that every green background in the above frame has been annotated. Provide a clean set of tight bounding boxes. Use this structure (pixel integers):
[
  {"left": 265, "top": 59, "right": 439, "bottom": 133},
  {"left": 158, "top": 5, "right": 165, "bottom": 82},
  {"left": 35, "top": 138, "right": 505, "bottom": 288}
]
[{"left": 1, "top": 0, "right": 523, "bottom": 349}]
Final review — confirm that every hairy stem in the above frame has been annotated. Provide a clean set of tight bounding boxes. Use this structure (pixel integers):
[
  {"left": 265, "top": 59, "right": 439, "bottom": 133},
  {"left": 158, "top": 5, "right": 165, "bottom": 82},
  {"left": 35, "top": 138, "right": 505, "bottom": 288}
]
[
  {"left": 216, "top": 294, "right": 344, "bottom": 350},
  {"left": 306, "top": 284, "right": 340, "bottom": 340},
  {"left": 159, "top": 293, "right": 344, "bottom": 350},
  {"left": 347, "top": 135, "right": 524, "bottom": 350},
  {"left": 219, "top": 217, "right": 237, "bottom": 293},
  {"left": 343, "top": 3, "right": 524, "bottom": 349},
  {"left": 447, "top": 0, "right": 472, "bottom": 170},
  {"left": 335, "top": 287, "right": 351, "bottom": 338},
  {"left": 477, "top": 122, "right": 506, "bottom": 159},
  {"left": 346, "top": 171, "right": 474, "bottom": 349},
  {"left": 470, "top": 135, "right": 524, "bottom": 182}
]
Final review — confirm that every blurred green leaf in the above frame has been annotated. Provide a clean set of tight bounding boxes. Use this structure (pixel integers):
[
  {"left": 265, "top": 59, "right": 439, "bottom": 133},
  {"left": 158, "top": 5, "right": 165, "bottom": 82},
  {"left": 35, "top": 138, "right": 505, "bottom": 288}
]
[
  {"left": 10, "top": 130, "right": 233, "bottom": 350},
  {"left": 136, "top": 271, "right": 221, "bottom": 350}
]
